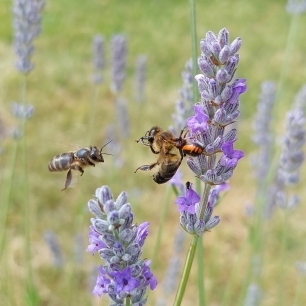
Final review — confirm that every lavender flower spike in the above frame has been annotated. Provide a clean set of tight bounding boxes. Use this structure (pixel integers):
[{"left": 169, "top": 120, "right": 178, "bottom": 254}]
[
  {"left": 12, "top": 0, "right": 45, "bottom": 74},
  {"left": 110, "top": 34, "right": 127, "bottom": 93},
  {"left": 87, "top": 185, "right": 157, "bottom": 304},
  {"left": 92, "top": 34, "right": 105, "bottom": 84},
  {"left": 175, "top": 28, "right": 246, "bottom": 235}
]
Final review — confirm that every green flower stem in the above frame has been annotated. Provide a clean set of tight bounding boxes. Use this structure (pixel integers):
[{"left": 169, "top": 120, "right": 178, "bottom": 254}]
[
  {"left": 173, "top": 235, "right": 198, "bottom": 306},
  {"left": 197, "top": 237, "right": 205, "bottom": 306}
]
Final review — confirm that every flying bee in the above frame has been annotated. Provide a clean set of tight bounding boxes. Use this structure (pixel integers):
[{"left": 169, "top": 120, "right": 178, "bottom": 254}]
[
  {"left": 135, "top": 126, "right": 203, "bottom": 184},
  {"left": 48, "top": 141, "right": 112, "bottom": 191}
]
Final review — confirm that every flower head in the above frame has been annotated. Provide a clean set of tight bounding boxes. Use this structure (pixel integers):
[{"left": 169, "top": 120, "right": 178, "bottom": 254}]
[
  {"left": 175, "top": 182, "right": 200, "bottom": 214},
  {"left": 87, "top": 186, "right": 157, "bottom": 304}
]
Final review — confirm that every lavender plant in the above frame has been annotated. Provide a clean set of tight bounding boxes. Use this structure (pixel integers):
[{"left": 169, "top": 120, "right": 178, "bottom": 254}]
[
  {"left": 173, "top": 28, "right": 246, "bottom": 304},
  {"left": 87, "top": 185, "right": 157, "bottom": 305},
  {"left": 134, "top": 55, "right": 147, "bottom": 103},
  {"left": 13, "top": 0, "right": 45, "bottom": 74},
  {"left": 92, "top": 34, "right": 105, "bottom": 85},
  {"left": 169, "top": 59, "right": 194, "bottom": 136},
  {"left": 110, "top": 34, "right": 127, "bottom": 94}
]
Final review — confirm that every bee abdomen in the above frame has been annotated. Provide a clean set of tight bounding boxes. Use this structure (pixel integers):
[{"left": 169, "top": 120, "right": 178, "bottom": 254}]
[
  {"left": 48, "top": 153, "right": 74, "bottom": 172},
  {"left": 153, "top": 159, "right": 181, "bottom": 184}
]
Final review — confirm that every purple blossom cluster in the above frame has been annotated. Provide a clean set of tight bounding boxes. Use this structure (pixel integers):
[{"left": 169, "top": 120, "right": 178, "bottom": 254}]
[
  {"left": 87, "top": 185, "right": 157, "bottom": 305},
  {"left": 12, "top": 0, "right": 45, "bottom": 74},
  {"left": 174, "top": 28, "right": 246, "bottom": 235},
  {"left": 175, "top": 182, "right": 227, "bottom": 235}
]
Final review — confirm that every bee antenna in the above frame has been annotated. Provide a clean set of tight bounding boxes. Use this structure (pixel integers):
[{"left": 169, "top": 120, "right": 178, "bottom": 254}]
[
  {"left": 102, "top": 152, "right": 113, "bottom": 156},
  {"left": 100, "top": 139, "right": 113, "bottom": 150}
]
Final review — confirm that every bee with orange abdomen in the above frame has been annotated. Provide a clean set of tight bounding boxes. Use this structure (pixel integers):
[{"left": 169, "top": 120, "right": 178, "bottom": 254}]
[
  {"left": 135, "top": 126, "right": 203, "bottom": 184},
  {"left": 48, "top": 141, "right": 111, "bottom": 191}
]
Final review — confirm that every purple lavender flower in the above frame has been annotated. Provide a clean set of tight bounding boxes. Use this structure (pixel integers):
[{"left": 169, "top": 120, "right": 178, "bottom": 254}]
[
  {"left": 175, "top": 28, "right": 246, "bottom": 235},
  {"left": 175, "top": 182, "right": 200, "bottom": 214},
  {"left": 286, "top": 0, "right": 306, "bottom": 14},
  {"left": 92, "top": 34, "right": 105, "bottom": 84},
  {"left": 110, "top": 34, "right": 127, "bottom": 93},
  {"left": 12, "top": 0, "right": 45, "bottom": 74},
  {"left": 169, "top": 59, "right": 194, "bottom": 135},
  {"left": 11, "top": 102, "right": 34, "bottom": 119},
  {"left": 87, "top": 185, "right": 157, "bottom": 304},
  {"left": 134, "top": 55, "right": 147, "bottom": 102},
  {"left": 250, "top": 81, "right": 276, "bottom": 181},
  {"left": 219, "top": 141, "right": 244, "bottom": 168},
  {"left": 186, "top": 104, "right": 209, "bottom": 134}
]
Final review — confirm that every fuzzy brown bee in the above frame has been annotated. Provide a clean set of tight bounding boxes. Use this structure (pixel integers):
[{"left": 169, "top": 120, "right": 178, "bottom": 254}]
[
  {"left": 135, "top": 126, "right": 203, "bottom": 184},
  {"left": 48, "top": 141, "right": 111, "bottom": 191}
]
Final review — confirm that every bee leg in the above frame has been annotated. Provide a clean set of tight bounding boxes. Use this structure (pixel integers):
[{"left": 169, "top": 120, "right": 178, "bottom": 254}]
[
  {"left": 71, "top": 164, "right": 85, "bottom": 176},
  {"left": 134, "top": 162, "right": 158, "bottom": 173},
  {"left": 62, "top": 169, "right": 72, "bottom": 191}
]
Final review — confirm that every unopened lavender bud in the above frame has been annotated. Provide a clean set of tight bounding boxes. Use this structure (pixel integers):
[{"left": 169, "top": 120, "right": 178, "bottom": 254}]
[
  {"left": 116, "top": 191, "right": 128, "bottom": 208},
  {"left": 113, "top": 241, "right": 125, "bottom": 257},
  {"left": 203, "top": 206, "right": 213, "bottom": 223},
  {"left": 99, "top": 248, "right": 114, "bottom": 262},
  {"left": 186, "top": 223, "right": 194, "bottom": 234},
  {"left": 118, "top": 203, "right": 132, "bottom": 219},
  {"left": 224, "top": 129, "right": 237, "bottom": 142},
  {"left": 104, "top": 200, "right": 116, "bottom": 214},
  {"left": 219, "top": 45, "right": 230, "bottom": 64},
  {"left": 100, "top": 233, "right": 116, "bottom": 247},
  {"left": 187, "top": 157, "right": 202, "bottom": 176},
  {"left": 92, "top": 218, "right": 109, "bottom": 234},
  {"left": 120, "top": 213, "right": 134, "bottom": 230},
  {"left": 130, "top": 264, "right": 142, "bottom": 276},
  {"left": 88, "top": 199, "right": 103, "bottom": 218},
  {"left": 180, "top": 215, "right": 188, "bottom": 227},
  {"left": 213, "top": 108, "right": 227, "bottom": 125},
  {"left": 218, "top": 28, "right": 229, "bottom": 48},
  {"left": 224, "top": 55, "right": 239, "bottom": 77},
  {"left": 198, "top": 58, "right": 215, "bottom": 78},
  {"left": 221, "top": 85, "right": 233, "bottom": 101},
  {"left": 211, "top": 41, "right": 221, "bottom": 59},
  {"left": 194, "top": 220, "right": 205, "bottom": 236},
  {"left": 216, "top": 68, "right": 230, "bottom": 83},
  {"left": 110, "top": 256, "right": 120, "bottom": 264},
  {"left": 122, "top": 253, "right": 132, "bottom": 262},
  {"left": 195, "top": 74, "right": 208, "bottom": 93},
  {"left": 206, "top": 31, "right": 218, "bottom": 45},
  {"left": 126, "top": 243, "right": 140, "bottom": 256},
  {"left": 208, "top": 79, "right": 217, "bottom": 98},
  {"left": 213, "top": 136, "right": 224, "bottom": 152},
  {"left": 229, "top": 37, "right": 242, "bottom": 55},
  {"left": 107, "top": 210, "right": 120, "bottom": 225},
  {"left": 200, "top": 39, "right": 210, "bottom": 57},
  {"left": 96, "top": 185, "right": 113, "bottom": 204},
  {"left": 119, "top": 228, "right": 135, "bottom": 243},
  {"left": 205, "top": 216, "right": 220, "bottom": 230}
]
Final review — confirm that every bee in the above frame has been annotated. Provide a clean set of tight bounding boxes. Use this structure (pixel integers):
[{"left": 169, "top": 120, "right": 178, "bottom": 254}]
[
  {"left": 48, "top": 141, "right": 111, "bottom": 191},
  {"left": 135, "top": 126, "right": 203, "bottom": 184}
]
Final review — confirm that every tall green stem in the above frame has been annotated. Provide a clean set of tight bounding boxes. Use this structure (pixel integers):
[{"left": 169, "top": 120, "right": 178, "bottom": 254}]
[{"left": 173, "top": 235, "right": 198, "bottom": 306}]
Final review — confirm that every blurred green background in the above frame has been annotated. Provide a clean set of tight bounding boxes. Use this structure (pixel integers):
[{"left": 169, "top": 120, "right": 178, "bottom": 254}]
[{"left": 1, "top": 0, "right": 306, "bottom": 305}]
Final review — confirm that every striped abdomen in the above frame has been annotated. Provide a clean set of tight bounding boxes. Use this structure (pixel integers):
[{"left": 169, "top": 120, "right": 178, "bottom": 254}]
[
  {"left": 48, "top": 153, "right": 74, "bottom": 172},
  {"left": 153, "top": 154, "right": 182, "bottom": 184}
]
